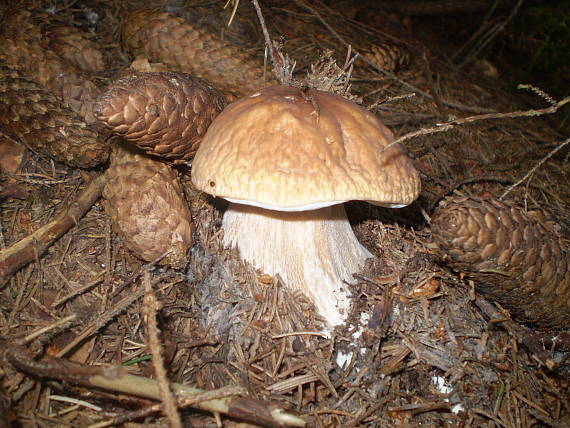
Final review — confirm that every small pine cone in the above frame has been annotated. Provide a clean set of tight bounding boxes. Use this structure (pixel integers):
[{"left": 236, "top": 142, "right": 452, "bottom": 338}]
[
  {"left": 0, "top": 8, "right": 100, "bottom": 122},
  {"left": 122, "top": 8, "right": 276, "bottom": 95},
  {"left": 103, "top": 145, "right": 193, "bottom": 268},
  {"left": 361, "top": 42, "right": 411, "bottom": 72},
  {"left": 94, "top": 71, "right": 225, "bottom": 163},
  {"left": 431, "top": 197, "right": 570, "bottom": 329},
  {"left": 45, "top": 23, "right": 106, "bottom": 75},
  {"left": 0, "top": 65, "right": 108, "bottom": 168}
]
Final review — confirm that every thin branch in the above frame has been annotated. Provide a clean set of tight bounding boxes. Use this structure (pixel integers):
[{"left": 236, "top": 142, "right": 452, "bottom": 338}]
[
  {"left": 474, "top": 295, "right": 570, "bottom": 370},
  {"left": 385, "top": 95, "right": 570, "bottom": 150},
  {"left": 88, "top": 387, "right": 246, "bottom": 428},
  {"left": 500, "top": 137, "right": 570, "bottom": 200},
  {"left": 55, "top": 270, "right": 173, "bottom": 358},
  {"left": 251, "top": 0, "right": 275, "bottom": 69},
  {"left": 457, "top": 0, "right": 523, "bottom": 68},
  {"left": 142, "top": 271, "right": 183, "bottom": 428},
  {"left": 0, "top": 174, "right": 105, "bottom": 286},
  {"left": 225, "top": 0, "right": 240, "bottom": 28},
  {"left": 2, "top": 342, "right": 306, "bottom": 427},
  {"left": 24, "top": 314, "right": 77, "bottom": 343},
  {"left": 251, "top": 0, "right": 295, "bottom": 85}
]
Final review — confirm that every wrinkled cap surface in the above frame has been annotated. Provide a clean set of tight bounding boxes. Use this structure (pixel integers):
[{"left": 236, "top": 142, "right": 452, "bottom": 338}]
[{"left": 191, "top": 85, "right": 420, "bottom": 211}]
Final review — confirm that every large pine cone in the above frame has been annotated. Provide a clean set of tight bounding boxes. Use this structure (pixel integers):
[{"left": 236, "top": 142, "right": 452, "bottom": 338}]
[
  {"left": 431, "top": 197, "right": 570, "bottom": 329},
  {"left": 45, "top": 23, "right": 106, "bottom": 75},
  {"left": 94, "top": 71, "right": 225, "bottom": 164},
  {"left": 0, "top": 8, "right": 100, "bottom": 122},
  {"left": 103, "top": 145, "right": 193, "bottom": 269},
  {"left": 122, "top": 8, "right": 276, "bottom": 95},
  {"left": 0, "top": 65, "right": 108, "bottom": 168}
]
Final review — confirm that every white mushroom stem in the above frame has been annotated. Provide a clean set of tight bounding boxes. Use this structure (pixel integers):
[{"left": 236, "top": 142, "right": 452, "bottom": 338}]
[{"left": 222, "top": 202, "right": 373, "bottom": 326}]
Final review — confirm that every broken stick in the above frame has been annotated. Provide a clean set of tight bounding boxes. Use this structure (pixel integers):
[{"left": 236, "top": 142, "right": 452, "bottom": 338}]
[
  {"left": 474, "top": 295, "right": 570, "bottom": 370},
  {"left": 0, "top": 174, "right": 106, "bottom": 286},
  {"left": 3, "top": 343, "right": 305, "bottom": 427}
]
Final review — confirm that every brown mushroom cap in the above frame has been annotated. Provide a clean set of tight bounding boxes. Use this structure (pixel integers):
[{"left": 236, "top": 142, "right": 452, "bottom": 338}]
[{"left": 191, "top": 85, "right": 420, "bottom": 210}]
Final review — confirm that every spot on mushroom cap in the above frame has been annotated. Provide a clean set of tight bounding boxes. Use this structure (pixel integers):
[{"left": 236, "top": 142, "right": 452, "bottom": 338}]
[{"left": 191, "top": 85, "right": 421, "bottom": 210}]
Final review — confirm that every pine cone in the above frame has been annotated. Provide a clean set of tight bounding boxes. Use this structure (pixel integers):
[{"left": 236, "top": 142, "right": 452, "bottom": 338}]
[
  {"left": 0, "top": 8, "right": 100, "bottom": 122},
  {"left": 45, "top": 23, "right": 106, "bottom": 75},
  {"left": 122, "top": 8, "right": 276, "bottom": 95},
  {"left": 431, "top": 197, "right": 570, "bottom": 329},
  {"left": 103, "top": 145, "right": 193, "bottom": 268},
  {"left": 0, "top": 65, "right": 108, "bottom": 168},
  {"left": 361, "top": 43, "right": 411, "bottom": 72},
  {"left": 94, "top": 71, "right": 225, "bottom": 164}
]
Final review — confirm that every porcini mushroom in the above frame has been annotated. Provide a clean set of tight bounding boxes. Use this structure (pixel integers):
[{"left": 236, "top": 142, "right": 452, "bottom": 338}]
[{"left": 191, "top": 86, "right": 420, "bottom": 326}]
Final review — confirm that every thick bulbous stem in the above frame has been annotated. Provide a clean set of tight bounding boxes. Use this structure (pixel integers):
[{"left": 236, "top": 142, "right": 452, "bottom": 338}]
[{"left": 222, "top": 203, "right": 372, "bottom": 326}]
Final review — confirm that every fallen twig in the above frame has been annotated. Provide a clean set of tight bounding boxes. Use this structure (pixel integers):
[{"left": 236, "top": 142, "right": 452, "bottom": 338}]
[
  {"left": 454, "top": 0, "right": 523, "bottom": 68},
  {"left": 474, "top": 295, "right": 570, "bottom": 370},
  {"left": 0, "top": 174, "right": 105, "bottom": 286},
  {"left": 251, "top": 0, "right": 295, "bottom": 85},
  {"left": 23, "top": 314, "right": 77, "bottom": 344},
  {"left": 387, "top": 93, "right": 570, "bottom": 150},
  {"left": 55, "top": 270, "right": 174, "bottom": 358},
  {"left": 2, "top": 343, "right": 306, "bottom": 427},
  {"left": 251, "top": 0, "right": 275, "bottom": 70},
  {"left": 88, "top": 386, "right": 246, "bottom": 428},
  {"left": 500, "top": 136, "right": 570, "bottom": 200},
  {"left": 142, "top": 271, "right": 183, "bottom": 428}
]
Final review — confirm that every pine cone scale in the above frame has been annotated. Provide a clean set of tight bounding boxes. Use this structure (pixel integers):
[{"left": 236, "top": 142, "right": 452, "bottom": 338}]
[{"left": 480, "top": 243, "right": 496, "bottom": 260}]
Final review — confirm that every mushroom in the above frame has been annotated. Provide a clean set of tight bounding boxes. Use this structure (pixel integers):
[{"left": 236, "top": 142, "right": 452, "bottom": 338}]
[{"left": 191, "top": 86, "right": 420, "bottom": 327}]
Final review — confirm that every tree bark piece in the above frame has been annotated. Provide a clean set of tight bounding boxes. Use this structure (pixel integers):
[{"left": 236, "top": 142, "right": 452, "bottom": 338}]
[
  {"left": 95, "top": 71, "right": 225, "bottom": 164},
  {"left": 0, "top": 175, "right": 105, "bottom": 286},
  {"left": 431, "top": 197, "right": 570, "bottom": 329}
]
